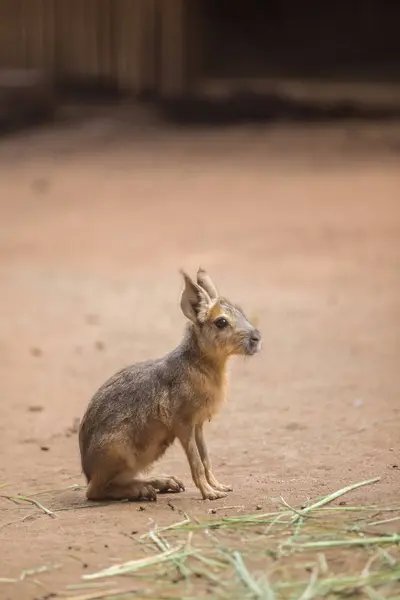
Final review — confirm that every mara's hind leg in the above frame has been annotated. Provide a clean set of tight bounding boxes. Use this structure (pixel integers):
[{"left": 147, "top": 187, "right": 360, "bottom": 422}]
[
  {"left": 85, "top": 446, "right": 157, "bottom": 502},
  {"left": 143, "top": 475, "right": 185, "bottom": 494},
  {"left": 87, "top": 473, "right": 158, "bottom": 502},
  {"left": 136, "top": 434, "right": 185, "bottom": 494}
]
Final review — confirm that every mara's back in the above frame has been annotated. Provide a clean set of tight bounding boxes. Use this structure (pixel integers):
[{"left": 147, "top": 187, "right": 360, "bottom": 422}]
[{"left": 79, "top": 359, "right": 168, "bottom": 452}]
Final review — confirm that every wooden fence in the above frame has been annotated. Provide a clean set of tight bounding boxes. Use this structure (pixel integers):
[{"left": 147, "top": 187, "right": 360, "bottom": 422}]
[{"left": 0, "top": 0, "right": 186, "bottom": 97}]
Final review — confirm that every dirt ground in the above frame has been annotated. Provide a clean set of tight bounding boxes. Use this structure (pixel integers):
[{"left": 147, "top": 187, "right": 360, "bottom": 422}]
[{"left": 0, "top": 108, "right": 399, "bottom": 599}]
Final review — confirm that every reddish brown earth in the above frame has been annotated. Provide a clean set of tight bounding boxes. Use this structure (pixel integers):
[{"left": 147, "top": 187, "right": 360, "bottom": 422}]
[{"left": 0, "top": 109, "right": 399, "bottom": 599}]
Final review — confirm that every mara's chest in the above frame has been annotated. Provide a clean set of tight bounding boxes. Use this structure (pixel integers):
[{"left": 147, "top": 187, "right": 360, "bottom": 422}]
[{"left": 193, "top": 373, "right": 229, "bottom": 425}]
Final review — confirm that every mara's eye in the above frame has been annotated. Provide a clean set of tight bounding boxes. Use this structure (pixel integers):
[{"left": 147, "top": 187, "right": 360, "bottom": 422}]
[{"left": 214, "top": 317, "right": 229, "bottom": 329}]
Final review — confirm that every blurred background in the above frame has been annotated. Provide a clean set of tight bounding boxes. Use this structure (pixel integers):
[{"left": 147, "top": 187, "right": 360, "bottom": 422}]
[
  {"left": 0, "top": 1, "right": 399, "bottom": 595},
  {"left": 0, "top": 0, "right": 400, "bottom": 121}
]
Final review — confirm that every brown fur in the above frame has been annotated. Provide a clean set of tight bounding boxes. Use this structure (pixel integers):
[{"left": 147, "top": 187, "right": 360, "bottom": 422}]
[{"left": 79, "top": 268, "right": 261, "bottom": 501}]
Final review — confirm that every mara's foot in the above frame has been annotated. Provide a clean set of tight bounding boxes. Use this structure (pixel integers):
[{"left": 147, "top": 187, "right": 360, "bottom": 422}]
[
  {"left": 201, "top": 484, "right": 228, "bottom": 501},
  {"left": 146, "top": 475, "right": 185, "bottom": 494},
  {"left": 87, "top": 479, "right": 157, "bottom": 502},
  {"left": 126, "top": 481, "right": 157, "bottom": 502},
  {"left": 206, "top": 472, "right": 233, "bottom": 493},
  {"left": 211, "top": 482, "right": 233, "bottom": 493}
]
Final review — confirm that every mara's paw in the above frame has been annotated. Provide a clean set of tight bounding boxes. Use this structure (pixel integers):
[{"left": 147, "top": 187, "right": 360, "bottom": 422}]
[
  {"left": 150, "top": 476, "right": 185, "bottom": 494},
  {"left": 128, "top": 482, "right": 157, "bottom": 502},
  {"left": 211, "top": 482, "right": 233, "bottom": 493},
  {"left": 206, "top": 472, "right": 233, "bottom": 493},
  {"left": 201, "top": 487, "right": 228, "bottom": 501}
]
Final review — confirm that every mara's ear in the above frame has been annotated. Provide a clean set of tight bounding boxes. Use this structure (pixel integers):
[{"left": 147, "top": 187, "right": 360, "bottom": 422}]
[
  {"left": 196, "top": 267, "right": 218, "bottom": 300},
  {"left": 180, "top": 270, "right": 212, "bottom": 323}
]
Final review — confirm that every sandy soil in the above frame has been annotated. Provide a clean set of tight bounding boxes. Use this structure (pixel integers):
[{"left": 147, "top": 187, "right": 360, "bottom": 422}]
[{"left": 0, "top": 109, "right": 399, "bottom": 599}]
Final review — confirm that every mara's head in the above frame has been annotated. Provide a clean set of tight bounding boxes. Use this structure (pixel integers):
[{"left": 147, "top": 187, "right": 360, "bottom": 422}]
[{"left": 180, "top": 268, "right": 261, "bottom": 358}]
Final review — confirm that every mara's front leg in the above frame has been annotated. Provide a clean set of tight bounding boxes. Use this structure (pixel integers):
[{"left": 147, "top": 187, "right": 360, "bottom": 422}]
[
  {"left": 178, "top": 425, "right": 227, "bottom": 500},
  {"left": 195, "top": 424, "right": 233, "bottom": 493}
]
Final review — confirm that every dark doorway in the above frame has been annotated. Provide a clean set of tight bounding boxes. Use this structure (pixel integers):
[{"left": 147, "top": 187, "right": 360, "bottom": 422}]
[{"left": 201, "top": 0, "right": 400, "bottom": 81}]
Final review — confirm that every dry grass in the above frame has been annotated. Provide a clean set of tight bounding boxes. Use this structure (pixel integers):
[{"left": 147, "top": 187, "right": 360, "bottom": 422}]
[{"left": 1, "top": 478, "right": 399, "bottom": 599}]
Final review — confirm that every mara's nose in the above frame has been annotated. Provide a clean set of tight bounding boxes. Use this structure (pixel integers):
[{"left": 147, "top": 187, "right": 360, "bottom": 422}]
[{"left": 250, "top": 329, "right": 261, "bottom": 344}]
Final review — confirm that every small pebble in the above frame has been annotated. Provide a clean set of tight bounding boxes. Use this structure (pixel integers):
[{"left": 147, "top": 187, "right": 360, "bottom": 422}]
[
  {"left": 28, "top": 405, "right": 43, "bottom": 412},
  {"left": 85, "top": 314, "right": 99, "bottom": 326},
  {"left": 255, "top": 504, "right": 262, "bottom": 511},
  {"left": 30, "top": 347, "right": 43, "bottom": 357},
  {"left": 40, "top": 445, "right": 50, "bottom": 452}
]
